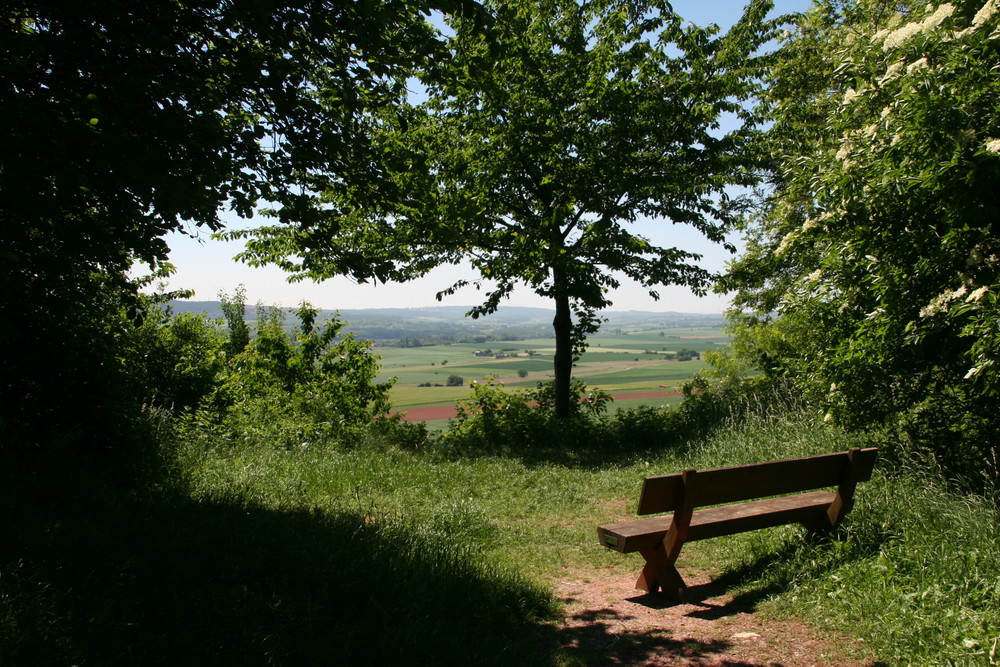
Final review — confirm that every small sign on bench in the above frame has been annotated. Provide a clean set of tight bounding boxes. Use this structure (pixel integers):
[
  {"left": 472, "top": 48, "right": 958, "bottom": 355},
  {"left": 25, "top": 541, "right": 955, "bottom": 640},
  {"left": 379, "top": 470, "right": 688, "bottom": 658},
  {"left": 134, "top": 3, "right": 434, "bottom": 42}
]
[{"left": 596, "top": 447, "right": 878, "bottom": 602}]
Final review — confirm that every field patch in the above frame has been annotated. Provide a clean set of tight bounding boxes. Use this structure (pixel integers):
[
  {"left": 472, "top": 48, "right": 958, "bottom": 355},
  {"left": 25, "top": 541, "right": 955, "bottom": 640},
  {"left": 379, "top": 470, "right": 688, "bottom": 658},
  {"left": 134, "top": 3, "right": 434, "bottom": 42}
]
[{"left": 377, "top": 325, "right": 724, "bottom": 414}]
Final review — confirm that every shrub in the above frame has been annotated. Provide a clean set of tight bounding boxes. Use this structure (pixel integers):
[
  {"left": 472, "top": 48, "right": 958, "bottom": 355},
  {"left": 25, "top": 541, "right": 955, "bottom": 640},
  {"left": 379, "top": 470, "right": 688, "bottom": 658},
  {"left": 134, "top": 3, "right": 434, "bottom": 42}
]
[
  {"left": 221, "top": 303, "right": 393, "bottom": 427},
  {"left": 129, "top": 308, "right": 227, "bottom": 411}
]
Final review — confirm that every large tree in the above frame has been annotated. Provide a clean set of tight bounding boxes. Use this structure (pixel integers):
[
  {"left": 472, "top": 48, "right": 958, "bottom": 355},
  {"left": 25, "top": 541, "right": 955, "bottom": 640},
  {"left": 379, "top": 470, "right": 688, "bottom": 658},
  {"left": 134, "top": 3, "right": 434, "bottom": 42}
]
[
  {"left": 1, "top": 0, "right": 466, "bottom": 449},
  {"left": 231, "top": 0, "right": 778, "bottom": 417},
  {"left": 721, "top": 0, "right": 1000, "bottom": 479}
]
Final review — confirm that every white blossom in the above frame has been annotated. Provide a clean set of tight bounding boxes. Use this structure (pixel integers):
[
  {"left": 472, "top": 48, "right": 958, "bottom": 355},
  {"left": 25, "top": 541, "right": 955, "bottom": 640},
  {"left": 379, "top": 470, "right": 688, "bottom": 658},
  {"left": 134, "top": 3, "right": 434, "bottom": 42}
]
[
  {"left": 973, "top": 0, "right": 999, "bottom": 26},
  {"left": 883, "top": 4, "right": 955, "bottom": 49},
  {"left": 775, "top": 231, "right": 797, "bottom": 256},
  {"left": 923, "top": 3, "right": 956, "bottom": 30},
  {"left": 879, "top": 60, "right": 906, "bottom": 84},
  {"left": 801, "top": 218, "right": 819, "bottom": 231},
  {"left": 907, "top": 57, "right": 930, "bottom": 73},
  {"left": 920, "top": 286, "right": 966, "bottom": 317},
  {"left": 842, "top": 88, "right": 860, "bottom": 104},
  {"left": 883, "top": 21, "right": 924, "bottom": 49},
  {"left": 985, "top": 138, "right": 1000, "bottom": 153},
  {"left": 966, "top": 285, "right": 990, "bottom": 302},
  {"left": 807, "top": 269, "right": 823, "bottom": 282}
]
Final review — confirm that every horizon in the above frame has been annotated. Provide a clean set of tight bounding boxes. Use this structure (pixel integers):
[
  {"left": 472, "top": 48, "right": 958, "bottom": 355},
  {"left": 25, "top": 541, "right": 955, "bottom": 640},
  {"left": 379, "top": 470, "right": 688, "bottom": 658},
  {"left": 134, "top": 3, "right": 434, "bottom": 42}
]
[{"left": 170, "top": 298, "right": 729, "bottom": 317}]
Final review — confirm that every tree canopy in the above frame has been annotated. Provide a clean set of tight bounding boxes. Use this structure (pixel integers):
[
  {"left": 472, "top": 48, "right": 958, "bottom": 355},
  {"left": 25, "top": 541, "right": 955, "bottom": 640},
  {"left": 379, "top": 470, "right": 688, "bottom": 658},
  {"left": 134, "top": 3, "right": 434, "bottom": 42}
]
[
  {"left": 1, "top": 0, "right": 463, "bottom": 448},
  {"left": 229, "top": 0, "right": 779, "bottom": 416},
  {"left": 721, "top": 0, "right": 1000, "bottom": 477}
]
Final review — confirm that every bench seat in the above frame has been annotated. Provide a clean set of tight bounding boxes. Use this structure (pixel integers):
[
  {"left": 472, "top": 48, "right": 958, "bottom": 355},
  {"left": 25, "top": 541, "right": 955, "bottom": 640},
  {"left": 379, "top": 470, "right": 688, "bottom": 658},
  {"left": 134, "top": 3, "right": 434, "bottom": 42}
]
[{"left": 598, "top": 490, "right": 836, "bottom": 553}]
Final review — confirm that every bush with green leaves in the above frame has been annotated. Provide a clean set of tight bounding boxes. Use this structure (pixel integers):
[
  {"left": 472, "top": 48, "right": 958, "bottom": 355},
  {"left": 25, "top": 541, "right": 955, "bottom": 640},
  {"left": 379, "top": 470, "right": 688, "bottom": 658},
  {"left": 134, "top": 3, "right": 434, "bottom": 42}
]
[
  {"left": 129, "top": 304, "right": 227, "bottom": 412},
  {"left": 438, "top": 376, "right": 700, "bottom": 457},
  {"left": 723, "top": 0, "right": 1000, "bottom": 485},
  {"left": 220, "top": 303, "right": 394, "bottom": 429}
]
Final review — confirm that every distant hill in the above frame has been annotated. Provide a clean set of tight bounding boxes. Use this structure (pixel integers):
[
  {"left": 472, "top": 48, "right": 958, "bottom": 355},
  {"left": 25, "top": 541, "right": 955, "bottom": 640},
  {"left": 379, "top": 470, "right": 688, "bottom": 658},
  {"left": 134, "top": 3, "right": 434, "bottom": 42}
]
[{"left": 168, "top": 300, "right": 726, "bottom": 346}]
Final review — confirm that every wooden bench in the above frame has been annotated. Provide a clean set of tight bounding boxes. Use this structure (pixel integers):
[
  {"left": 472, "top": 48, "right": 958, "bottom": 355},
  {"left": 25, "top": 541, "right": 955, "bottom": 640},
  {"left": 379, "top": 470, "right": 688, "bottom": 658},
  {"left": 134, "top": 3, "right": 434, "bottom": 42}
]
[{"left": 597, "top": 447, "right": 878, "bottom": 602}]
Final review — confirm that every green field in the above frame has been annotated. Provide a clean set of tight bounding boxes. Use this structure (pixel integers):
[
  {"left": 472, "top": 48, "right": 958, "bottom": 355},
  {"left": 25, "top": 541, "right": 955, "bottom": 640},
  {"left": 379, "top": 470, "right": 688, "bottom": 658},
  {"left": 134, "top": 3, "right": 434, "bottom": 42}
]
[{"left": 377, "top": 326, "right": 723, "bottom": 412}]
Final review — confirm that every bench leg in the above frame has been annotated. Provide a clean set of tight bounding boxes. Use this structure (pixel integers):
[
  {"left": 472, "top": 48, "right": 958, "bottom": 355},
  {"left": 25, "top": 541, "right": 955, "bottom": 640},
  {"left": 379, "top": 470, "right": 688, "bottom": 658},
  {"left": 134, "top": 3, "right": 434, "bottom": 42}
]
[{"left": 637, "top": 547, "right": 688, "bottom": 602}]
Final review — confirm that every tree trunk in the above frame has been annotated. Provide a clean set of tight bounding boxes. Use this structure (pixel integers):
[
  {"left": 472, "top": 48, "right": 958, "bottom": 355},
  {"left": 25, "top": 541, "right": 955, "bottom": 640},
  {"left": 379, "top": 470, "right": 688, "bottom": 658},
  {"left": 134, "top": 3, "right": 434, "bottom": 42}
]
[{"left": 552, "top": 290, "right": 573, "bottom": 419}]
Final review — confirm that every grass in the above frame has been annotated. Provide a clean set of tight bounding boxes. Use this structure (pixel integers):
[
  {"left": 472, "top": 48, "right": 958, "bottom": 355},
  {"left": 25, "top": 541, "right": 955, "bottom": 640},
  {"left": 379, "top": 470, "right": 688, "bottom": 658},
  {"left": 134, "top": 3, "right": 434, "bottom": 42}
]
[
  {"left": 4, "top": 400, "right": 998, "bottom": 665},
  {"left": 178, "top": 411, "right": 1000, "bottom": 666}
]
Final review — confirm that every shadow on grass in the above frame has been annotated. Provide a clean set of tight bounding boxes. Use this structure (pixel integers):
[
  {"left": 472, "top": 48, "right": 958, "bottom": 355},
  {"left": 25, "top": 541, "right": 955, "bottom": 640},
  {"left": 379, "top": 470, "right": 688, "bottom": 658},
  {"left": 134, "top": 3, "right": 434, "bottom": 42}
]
[{"left": 1, "top": 471, "right": 559, "bottom": 666}]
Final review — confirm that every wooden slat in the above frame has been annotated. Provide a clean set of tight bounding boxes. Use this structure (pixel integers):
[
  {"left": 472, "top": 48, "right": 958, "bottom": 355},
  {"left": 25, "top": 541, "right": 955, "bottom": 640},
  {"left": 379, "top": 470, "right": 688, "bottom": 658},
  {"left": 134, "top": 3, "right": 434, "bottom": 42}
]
[
  {"left": 598, "top": 491, "right": 836, "bottom": 553},
  {"left": 598, "top": 515, "right": 672, "bottom": 553},
  {"left": 686, "top": 491, "right": 834, "bottom": 541},
  {"left": 688, "top": 448, "right": 878, "bottom": 507},
  {"left": 850, "top": 447, "right": 879, "bottom": 482},
  {"left": 635, "top": 449, "right": 876, "bottom": 515}
]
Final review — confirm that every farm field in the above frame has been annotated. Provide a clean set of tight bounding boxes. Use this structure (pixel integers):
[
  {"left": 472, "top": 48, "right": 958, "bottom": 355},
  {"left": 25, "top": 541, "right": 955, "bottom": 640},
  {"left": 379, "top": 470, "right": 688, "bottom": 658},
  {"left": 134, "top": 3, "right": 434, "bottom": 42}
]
[{"left": 377, "top": 326, "right": 724, "bottom": 413}]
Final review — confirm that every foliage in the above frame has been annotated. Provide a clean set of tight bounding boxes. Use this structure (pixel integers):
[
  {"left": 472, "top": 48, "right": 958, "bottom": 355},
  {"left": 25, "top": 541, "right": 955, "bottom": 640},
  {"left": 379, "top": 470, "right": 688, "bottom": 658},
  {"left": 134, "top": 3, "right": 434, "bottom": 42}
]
[
  {"left": 229, "top": 0, "right": 780, "bottom": 417},
  {"left": 440, "top": 377, "right": 616, "bottom": 453},
  {"left": 0, "top": 269, "right": 139, "bottom": 453},
  {"left": 218, "top": 286, "right": 251, "bottom": 358},
  {"left": 128, "top": 305, "right": 228, "bottom": 412},
  {"left": 1, "top": 0, "right": 463, "bottom": 452},
  {"left": 435, "top": 374, "right": 760, "bottom": 462},
  {"left": 220, "top": 303, "right": 395, "bottom": 427},
  {"left": 120, "top": 288, "right": 396, "bottom": 456},
  {"left": 722, "top": 0, "right": 1000, "bottom": 483}
]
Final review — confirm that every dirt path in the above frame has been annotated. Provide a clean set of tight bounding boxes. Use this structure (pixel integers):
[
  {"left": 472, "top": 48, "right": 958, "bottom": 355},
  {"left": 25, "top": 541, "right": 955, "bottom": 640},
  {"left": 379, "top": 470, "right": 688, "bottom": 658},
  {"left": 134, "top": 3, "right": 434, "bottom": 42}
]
[
  {"left": 393, "top": 391, "right": 684, "bottom": 422},
  {"left": 550, "top": 570, "right": 881, "bottom": 666}
]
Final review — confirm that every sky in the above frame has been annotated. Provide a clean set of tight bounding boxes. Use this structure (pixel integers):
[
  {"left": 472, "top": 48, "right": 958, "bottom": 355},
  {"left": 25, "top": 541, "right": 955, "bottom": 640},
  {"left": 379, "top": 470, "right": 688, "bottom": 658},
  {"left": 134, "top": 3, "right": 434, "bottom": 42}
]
[{"left": 155, "top": 0, "right": 813, "bottom": 314}]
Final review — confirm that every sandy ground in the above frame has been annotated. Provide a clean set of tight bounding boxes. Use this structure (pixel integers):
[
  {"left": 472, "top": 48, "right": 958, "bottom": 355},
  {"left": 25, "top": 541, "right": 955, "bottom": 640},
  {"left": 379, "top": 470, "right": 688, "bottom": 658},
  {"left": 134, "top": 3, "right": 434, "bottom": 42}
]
[{"left": 549, "top": 569, "right": 883, "bottom": 666}]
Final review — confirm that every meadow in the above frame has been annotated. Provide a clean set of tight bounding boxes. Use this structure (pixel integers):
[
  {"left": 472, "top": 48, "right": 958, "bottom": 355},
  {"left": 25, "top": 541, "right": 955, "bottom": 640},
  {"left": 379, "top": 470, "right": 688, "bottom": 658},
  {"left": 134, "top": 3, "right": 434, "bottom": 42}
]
[
  {"left": 378, "top": 326, "right": 721, "bottom": 413},
  {"left": 7, "top": 400, "right": 997, "bottom": 665}
]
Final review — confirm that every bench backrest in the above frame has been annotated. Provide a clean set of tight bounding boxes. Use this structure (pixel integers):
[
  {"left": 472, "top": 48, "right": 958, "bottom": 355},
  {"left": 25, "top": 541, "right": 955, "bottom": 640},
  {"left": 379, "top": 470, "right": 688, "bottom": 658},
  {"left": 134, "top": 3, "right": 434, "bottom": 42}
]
[{"left": 636, "top": 448, "right": 878, "bottom": 515}]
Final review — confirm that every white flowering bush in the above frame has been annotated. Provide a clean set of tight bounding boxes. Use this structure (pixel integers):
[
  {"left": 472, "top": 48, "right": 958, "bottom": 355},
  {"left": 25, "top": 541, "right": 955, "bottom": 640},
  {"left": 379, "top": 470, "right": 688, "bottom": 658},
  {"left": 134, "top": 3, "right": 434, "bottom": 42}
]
[{"left": 723, "top": 0, "right": 1000, "bottom": 481}]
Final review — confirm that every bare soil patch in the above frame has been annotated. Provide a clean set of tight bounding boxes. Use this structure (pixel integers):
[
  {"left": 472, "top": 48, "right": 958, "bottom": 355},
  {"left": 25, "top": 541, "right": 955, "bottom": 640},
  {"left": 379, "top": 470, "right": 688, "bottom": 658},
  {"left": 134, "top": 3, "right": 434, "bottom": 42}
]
[{"left": 550, "top": 569, "right": 882, "bottom": 666}]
